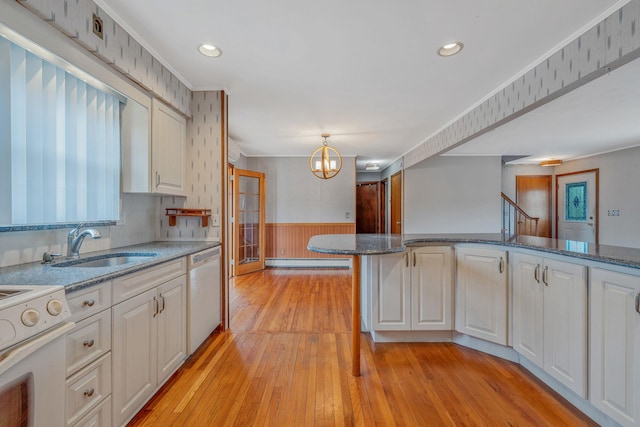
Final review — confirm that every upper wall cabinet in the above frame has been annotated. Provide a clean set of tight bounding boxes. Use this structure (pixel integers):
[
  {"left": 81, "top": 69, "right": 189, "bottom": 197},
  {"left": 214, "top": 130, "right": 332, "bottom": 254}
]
[{"left": 122, "top": 98, "right": 186, "bottom": 196}]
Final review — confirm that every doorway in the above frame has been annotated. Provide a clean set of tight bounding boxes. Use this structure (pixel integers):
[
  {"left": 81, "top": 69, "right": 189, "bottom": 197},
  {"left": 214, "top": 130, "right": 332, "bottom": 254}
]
[
  {"left": 516, "top": 175, "right": 552, "bottom": 237},
  {"left": 390, "top": 172, "right": 402, "bottom": 234},
  {"left": 356, "top": 182, "right": 385, "bottom": 234},
  {"left": 556, "top": 169, "right": 599, "bottom": 243},
  {"left": 233, "top": 168, "right": 266, "bottom": 275}
]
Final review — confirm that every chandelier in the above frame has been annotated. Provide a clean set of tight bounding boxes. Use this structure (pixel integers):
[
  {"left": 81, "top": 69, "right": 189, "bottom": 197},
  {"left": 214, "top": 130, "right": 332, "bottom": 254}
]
[{"left": 309, "top": 134, "right": 342, "bottom": 179}]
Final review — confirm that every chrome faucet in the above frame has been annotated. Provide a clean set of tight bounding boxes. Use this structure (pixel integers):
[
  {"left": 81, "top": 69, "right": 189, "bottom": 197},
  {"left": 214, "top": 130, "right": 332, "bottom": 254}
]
[{"left": 67, "top": 226, "right": 102, "bottom": 258}]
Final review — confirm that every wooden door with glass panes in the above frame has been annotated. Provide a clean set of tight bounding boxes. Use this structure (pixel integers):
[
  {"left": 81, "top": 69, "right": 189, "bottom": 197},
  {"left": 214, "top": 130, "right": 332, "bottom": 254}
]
[{"left": 234, "top": 168, "right": 265, "bottom": 275}]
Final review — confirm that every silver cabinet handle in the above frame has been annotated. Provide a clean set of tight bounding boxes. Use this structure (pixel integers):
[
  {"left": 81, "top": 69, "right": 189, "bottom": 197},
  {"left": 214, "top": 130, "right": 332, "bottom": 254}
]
[
  {"left": 534, "top": 264, "right": 540, "bottom": 283},
  {"left": 542, "top": 266, "right": 549, "bottom": 286},
  {"left": 499, "top": 257, "right": 504, "bottom": 274},
  {"left": 83, "top": 339, "right": 95, "bottom": 348},
  {"left": 159, "top": 294, "right": 166, "bottom": 314},
  {"left": 83, "top": 299, "right": 95, "bottom": 307},
  {"left": 156, "top": 172, "right": 160, "bottom": 186},
  {"left": 636, "top": 292, "right": 640, "bottom": 314},
  {"left": 84, "top": 388, "right": 95, "bottom": 398},
  {"left": 153, "top": 296, "right": 159, "bottom": 317},
  {"left": 413, "top": 252, "right": 416, "bottom": 267},
  {"left": 405, "top": 252, "right": 408, "bottom": 267}
]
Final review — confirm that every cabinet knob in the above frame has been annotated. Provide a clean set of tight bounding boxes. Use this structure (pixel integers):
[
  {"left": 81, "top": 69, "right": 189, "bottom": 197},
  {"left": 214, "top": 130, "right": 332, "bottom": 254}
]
[
  {"left": 83, "top": 339, "right": 95, "bottom": 348},
  {"left": 83, "top": 299, "right": 95, "bottom": 307},
  {"left": 83, "top": 388, "right": 95, "bottom": 398}
]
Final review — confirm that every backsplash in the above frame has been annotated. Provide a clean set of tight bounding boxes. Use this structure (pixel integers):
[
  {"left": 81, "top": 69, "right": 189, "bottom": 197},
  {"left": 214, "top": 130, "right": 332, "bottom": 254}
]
[
  {"left": 0, "top": 193, "right": 156, "bottom": 268},
  {"left": 17, "top": 0, "right": 191, "bottom": 115}
]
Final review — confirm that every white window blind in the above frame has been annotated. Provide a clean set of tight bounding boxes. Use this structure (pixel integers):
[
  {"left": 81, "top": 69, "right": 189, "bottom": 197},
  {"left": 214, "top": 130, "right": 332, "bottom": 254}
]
[{"left": 0, "top": 37, "right": 120, "bottom": 225}]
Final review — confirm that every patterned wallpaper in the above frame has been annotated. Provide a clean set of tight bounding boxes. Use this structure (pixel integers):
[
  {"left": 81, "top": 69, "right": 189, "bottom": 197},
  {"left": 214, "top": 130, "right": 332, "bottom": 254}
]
[
  {"left": 404, "top": 0, "right": 640, "bottom": 168},
  {"left": 17, "top": 0, "right": 191, "bottom": 115},
  {"left": 157, "top": 91, "right": 223, "bottom": 241}
]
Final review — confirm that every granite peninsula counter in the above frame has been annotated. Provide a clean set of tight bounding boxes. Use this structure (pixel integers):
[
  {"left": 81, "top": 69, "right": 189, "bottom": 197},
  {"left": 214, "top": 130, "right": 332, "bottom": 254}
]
[{"left": 0, "top": 241, "right": 220, "bottom": 292}]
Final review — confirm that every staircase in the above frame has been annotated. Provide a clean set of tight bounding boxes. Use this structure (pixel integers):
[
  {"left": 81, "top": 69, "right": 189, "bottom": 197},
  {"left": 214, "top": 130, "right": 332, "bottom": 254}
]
[{"left": 501, "top": 192, "right": 540, "bottom": 240}]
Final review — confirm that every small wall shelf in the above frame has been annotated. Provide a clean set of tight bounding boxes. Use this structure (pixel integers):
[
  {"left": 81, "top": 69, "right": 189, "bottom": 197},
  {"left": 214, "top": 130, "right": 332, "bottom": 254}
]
[{"left": 165, "top": 208, "right": 212, "bottom": 227}]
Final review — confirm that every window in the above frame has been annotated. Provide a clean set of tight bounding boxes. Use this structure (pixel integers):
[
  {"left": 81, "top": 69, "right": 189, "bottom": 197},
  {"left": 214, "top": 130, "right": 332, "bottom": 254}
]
[
  {"left": 0, "top": 37, "right": 121, "bottom": 225},
  {"left": 565, "top": 182, "right": 587, "bottom": 221}
]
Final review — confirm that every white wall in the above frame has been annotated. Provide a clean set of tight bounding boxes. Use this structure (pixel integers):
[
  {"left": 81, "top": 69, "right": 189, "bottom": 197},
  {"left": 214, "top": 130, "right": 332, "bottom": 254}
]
[
  {"left": 404, "top": 156, "right": 502, "bottom": 233},
  {"left": 246, "top": 157, "right": 356, "bottom": 223},
  {"left": 554, "top": 145, "right": 640, "bottom": 248}
]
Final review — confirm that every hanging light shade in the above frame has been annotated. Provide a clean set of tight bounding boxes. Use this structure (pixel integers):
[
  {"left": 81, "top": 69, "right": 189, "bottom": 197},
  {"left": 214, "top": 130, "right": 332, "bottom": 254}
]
[{"left": 309, "top": 134, "right": 342, "bottom": 179}]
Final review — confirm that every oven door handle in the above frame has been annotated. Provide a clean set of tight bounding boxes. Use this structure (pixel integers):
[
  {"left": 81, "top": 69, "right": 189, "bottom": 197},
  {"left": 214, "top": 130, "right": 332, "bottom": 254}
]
[{"left": 0, "top": 322, "right": 75, "bottom": 376}]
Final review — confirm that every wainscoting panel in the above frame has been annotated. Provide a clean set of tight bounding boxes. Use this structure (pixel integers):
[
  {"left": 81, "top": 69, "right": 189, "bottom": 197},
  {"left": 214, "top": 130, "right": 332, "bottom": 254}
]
[{"left": 266, "top": 223, "right": 355, "bottom": 259}]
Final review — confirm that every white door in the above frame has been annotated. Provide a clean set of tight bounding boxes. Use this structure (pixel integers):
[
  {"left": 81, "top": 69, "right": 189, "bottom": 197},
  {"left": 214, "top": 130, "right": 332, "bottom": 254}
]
[
  {"left": 374, "top": 251, "right": 410, "bottom": 330},
  {"left": 557, "top": 171, "right": 597, "bottom": 243},
  {"left": 157, "top": 276, "right": 186, "bottom": 383},
  {"left": 590, "top": 268, "right": 640, "bottom": 427},
  {"left": 455, "top": 247, "right": 508, "bottom": 345},
  {"left": 112, "top": 289, "right": 157, "bottom": 425},
  {"left": 411, "top": 247, "right": 453, "bottom": 330},
  {"left": 512, "top": 252, "right": 544, "bottom": 368},
  {"left": 543, "top": 259, "right": 587, "bottom": 398}
]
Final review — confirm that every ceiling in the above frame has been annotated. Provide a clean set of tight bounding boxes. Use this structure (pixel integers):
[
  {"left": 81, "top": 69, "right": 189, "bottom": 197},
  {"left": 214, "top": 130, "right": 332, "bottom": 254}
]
[{"left": 94, "top": 0, "right": 632, "bottom": 170}]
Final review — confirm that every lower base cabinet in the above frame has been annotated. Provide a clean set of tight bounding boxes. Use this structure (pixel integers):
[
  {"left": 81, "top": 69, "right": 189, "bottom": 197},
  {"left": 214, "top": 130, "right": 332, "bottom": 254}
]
[
  {"left": 371, "top": 246, "right": 453, "bottom": 331},
  {"left": 112, "top": 274, "right": 186, "bottom": 426},
  {"left": 590, "top": 267, "right": 640, "bottom": 427},
  {"left": 512, "top": 252, "right": 587, "bottom": 398},
  {"left": 455, "top": 246, "right": 508, "bottom": 345}
]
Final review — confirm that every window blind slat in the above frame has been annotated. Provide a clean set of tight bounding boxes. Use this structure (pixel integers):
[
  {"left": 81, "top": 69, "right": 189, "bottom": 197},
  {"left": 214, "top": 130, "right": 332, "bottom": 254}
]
[{"left": 2, "top": 41, "right": 120, "bottom": 225}]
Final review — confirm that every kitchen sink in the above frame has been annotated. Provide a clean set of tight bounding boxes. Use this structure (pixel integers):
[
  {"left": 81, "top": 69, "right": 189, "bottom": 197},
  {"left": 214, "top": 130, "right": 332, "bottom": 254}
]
[{"left": 52, "top": 252, "right": 158, "bottom": 268}]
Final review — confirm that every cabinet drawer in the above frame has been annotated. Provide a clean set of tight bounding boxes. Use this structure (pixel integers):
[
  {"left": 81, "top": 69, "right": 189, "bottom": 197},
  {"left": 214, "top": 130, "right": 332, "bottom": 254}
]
[
  {"left": 66, "top": 310, "right": 111, "bottom": 377},
  {"left": 71, "top": 395, "right": 111, "bottom": 427},
  {"left": 112, "top": 258, "right": 186, "bottom": 304},
  {"left": 67, "top": 282, "right": 112, "bottom": 323},
  {"left": 66, "top": 353, "right": 112, "bottom": 426}
]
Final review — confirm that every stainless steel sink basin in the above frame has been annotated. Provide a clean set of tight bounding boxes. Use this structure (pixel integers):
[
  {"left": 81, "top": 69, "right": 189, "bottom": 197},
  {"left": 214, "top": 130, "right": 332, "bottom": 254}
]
[{"left": 52, "top": 252, "right": 158, "bottom": 268}]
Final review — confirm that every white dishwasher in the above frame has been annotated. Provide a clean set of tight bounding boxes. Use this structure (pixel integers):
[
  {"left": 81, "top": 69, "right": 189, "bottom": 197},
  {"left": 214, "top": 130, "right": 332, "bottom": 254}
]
[{"left": 187, "top": 247, "right": 221, "bottom": 355}]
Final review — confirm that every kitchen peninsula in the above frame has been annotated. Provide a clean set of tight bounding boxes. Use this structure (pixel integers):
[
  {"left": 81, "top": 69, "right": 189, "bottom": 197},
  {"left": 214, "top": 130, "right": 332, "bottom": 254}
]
[{"left": 310, "top": 232, "right": 640, "bottom": 427}]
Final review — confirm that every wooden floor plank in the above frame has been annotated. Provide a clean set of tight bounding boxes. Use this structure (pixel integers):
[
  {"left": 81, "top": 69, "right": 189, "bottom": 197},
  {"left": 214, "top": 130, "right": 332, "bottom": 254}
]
[{"left": 129, "top": 268, "right": 599, "bottom": 427}]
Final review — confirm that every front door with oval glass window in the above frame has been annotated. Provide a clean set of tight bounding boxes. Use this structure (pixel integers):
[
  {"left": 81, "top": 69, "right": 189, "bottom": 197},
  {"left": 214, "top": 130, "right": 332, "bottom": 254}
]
[{"left": 557, "top": 171, "right": 598, "bottom": 243}]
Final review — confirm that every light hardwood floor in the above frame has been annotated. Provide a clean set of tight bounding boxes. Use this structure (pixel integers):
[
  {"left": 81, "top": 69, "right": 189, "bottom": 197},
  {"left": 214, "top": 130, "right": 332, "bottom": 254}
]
[{"left": 129, "top": 269, "right": 597, "bottom": 426}]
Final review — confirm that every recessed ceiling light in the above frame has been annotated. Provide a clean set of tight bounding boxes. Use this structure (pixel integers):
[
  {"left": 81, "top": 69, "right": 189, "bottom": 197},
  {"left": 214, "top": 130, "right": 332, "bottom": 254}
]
[
  {"left": 198, "top": 44, "right": 222, "bottom": 58},
  {"left": 437, "top": 42, "right": 464, "bottom": 57}
]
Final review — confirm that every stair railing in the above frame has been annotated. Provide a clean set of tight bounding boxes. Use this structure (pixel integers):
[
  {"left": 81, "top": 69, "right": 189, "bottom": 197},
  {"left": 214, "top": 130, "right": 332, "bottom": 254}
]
[{"left": 501, "top": 192, "right": 540, "bottom": 240}]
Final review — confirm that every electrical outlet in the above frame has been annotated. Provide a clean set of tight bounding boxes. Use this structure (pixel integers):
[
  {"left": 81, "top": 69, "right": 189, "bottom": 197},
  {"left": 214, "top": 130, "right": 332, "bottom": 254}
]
[
  {"left": 607, "top": 210, "right": 621, "bottom": 216},
  {"left": 212, "top": 214, "right": 220, "bottom": 226},
  {"left": 92, "top": 14, "right": 104, "bottom": 39}
]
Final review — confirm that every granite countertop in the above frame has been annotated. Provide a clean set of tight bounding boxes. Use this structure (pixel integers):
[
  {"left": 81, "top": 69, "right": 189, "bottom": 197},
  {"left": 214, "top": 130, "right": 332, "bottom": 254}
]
[
  {"left": 309, "top": 232, "right": 640, "bottom": 270},
  {"left": 0, "top": 241, "right": 220, "bottom": 293},
  {"left": 308, "top": 234, "right": 405, "bottom": 255}
]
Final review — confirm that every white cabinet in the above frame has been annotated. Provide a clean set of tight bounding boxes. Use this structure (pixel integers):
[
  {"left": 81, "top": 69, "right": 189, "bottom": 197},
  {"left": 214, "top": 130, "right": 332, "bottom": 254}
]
[
  {"left": 373, "top": 251, "right": 410, "bottom": 330},
  {"left": 112, "top": 274, "right": 186, "bottom": 426},
  {"left": 121, "top": 98, "right": 186, "bottom": 195},
  {"left": 372, "top": 246, "right": 453, "bottom": 331},
  {"left": 455, "top": 246, "right": 508, "bottom": 345},
  {"left": 590, "top": 268, "right": 640, "bottom": 427},
  {"left": 411, "top": 247, "right": 453, "bottom": 330},
  {"left": 65, "top": 282, "right": 113, "bottom": 426},
  {"left": 512, "top": 252, "right": 587, "bottom": 398},
  {"left": 151, "top": 99, "right": 186, "bottom": 195}
]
